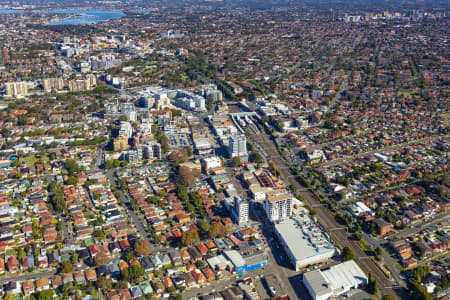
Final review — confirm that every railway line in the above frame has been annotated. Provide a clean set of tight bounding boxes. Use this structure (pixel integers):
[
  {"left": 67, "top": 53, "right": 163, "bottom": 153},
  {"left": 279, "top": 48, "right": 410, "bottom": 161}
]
[{"left": 244, "top": 124, "right": 395, "bottom": 295}]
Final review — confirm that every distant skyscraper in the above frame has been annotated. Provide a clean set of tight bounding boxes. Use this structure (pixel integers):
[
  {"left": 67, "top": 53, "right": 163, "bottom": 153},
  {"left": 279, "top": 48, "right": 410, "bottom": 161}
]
[
  {"left": 2, "top": 47, "right": 9, "bottom": 63},
  {"left": 5, "top": 82, "right": 29, "bottom": 97},
  {"left": 43, "top": 78, "right": 64, "bottom": 91}
]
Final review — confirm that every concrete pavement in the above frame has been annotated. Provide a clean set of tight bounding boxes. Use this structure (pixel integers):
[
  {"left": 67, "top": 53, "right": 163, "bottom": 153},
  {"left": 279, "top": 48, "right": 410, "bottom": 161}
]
[{"left": 0, "top": 270, "right": 56, "bottom": 284}]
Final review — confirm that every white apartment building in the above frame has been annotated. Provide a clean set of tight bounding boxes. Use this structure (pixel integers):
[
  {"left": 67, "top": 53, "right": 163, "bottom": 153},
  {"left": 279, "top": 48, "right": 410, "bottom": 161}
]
[
  {"left": 264, "top": 189, "right": 293, "bottom": 222},
  {"left": 228, "top": 135, "right": 247, "bottom": 158}
]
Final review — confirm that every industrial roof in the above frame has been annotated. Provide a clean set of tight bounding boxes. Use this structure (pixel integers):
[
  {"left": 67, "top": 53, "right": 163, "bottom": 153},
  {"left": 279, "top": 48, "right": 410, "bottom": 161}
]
[
  {"left": 304, "top": 269, "right": 332, "bottom": 297},
  {"left": 322, "top": 260, "right": 367, "bottom": 292},
  {"left": 223, "top": 250, "right": 246, "bottom": 267},
  {"left": 304, "top": 260, "right": 368, "bottom": 297},
  {"left": 274, "top": 214, "right": 335, "bottom": 261}
]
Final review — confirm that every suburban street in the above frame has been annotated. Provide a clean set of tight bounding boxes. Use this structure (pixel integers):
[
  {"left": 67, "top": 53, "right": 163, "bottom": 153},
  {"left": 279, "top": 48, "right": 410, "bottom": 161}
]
[{"left": 0, "top": 270, "right": 57, "bottom": 285}]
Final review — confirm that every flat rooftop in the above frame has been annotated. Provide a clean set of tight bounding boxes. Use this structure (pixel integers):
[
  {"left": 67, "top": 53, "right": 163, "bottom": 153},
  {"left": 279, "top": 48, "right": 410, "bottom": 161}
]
[
  {"left": 266, "top": 189, "right": 291, "bottom": 203},
  {"left": 304, "top": 260, "right": 368, "bottom": 297},
  {"left": 274, "top": 214, "right": 335, "bottom": 261}
]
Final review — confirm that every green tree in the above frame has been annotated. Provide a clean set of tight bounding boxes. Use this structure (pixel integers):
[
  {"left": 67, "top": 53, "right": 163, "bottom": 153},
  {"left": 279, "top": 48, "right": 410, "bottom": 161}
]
[
  {"left": 94, "top": 251, "right": 110, "bottom": 266},
  {"left": 104, "top": 160, "right": 114, "bottom": 169},
  {"left": 231, "top": 156, "right": 241, "bottom": 167},
  {"left": 407, "top": 280, "right": 433, "bottom": 300},
  {"left": 61, "top": 261, "right": 73, "bottom": 273},
  {"left": 198, "top": 219, "right": 210, "bottom": 232},
  {"left": 342, "top": 246, "right": 354, "bottom": 261},
  {"left": 413, "top": 265, "right": 431, "bottom": 283},
  {"left": 121, "top": 265, "right": 145, "bottom": 284},
  {"left": 66, "top": 177, "right": 78, "bottom": 185},
  {"left": 186, "top": 146, "right": 193, "bottom": 157},
  {"left": 208, "top": 222, "right": 227, "bottom": 239},
  {"left": 38, "top": 290, "right": 54, "bottom": 300},
  {"left": 134, "top": 240, "right": 151, "bottom": 256},
  {"left": 51, "top": 188, "right": 66, "bottom": 213},
  {"left": 181, "top": 230, "right": 199, "bottom": 247},
  {"left": 96, "top": 275, "right": 113, "bottom": 292},
  {"left": 93, "top": 229, "right": 105, "bottom": 240},
  {"left": 71, "top": 251, "right": 78, "bottom": 265},
  {"left": 160, "top": 135, "right": 170, "bottom": 153},
  {"left": 65, "top": 159, "right": 81, "bottom": 176},
  {"left": 178, "top": 166, "right": 195, "bottom": 186}
]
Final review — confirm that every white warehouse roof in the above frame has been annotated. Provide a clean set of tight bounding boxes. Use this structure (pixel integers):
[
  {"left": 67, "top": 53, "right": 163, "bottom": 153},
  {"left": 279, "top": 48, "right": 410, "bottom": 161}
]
[
  {"left": 304, "top": 260, "right": 368, "bottom": 299},
  {"left": 274, "top": 214, "right": 335, "bottom": 261}
]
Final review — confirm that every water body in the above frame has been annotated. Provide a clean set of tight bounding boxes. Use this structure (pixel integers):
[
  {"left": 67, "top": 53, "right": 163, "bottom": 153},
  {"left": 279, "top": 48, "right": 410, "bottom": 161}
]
[
  {"left": 45, "top": 9, "right": 125, "bottom": 25},
  {"left": 132, "top": 10, "right": 150, "bottom": 14},
  {"left": 0, "top": 10, "right": 19, "bottom": 14}
]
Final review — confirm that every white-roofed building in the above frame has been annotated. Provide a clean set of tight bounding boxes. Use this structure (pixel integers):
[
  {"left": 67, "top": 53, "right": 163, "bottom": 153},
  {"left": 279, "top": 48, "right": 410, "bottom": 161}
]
[
  {"left": 303, "top": 260, "right": 368, "bottom": 300},
  {"left": 274, "top": 213, "right": 336, "bottom": 271},
  {"left": 350, "top": 201, "right": 374, "bottom": 217}
]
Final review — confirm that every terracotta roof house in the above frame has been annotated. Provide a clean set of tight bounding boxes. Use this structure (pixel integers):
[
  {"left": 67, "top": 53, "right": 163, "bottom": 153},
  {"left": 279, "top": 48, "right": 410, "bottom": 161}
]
[
  {"left": 89, "top": 244, "right": 100, "bottom": 257},
  {"left": 51, "top": 275, "right": 63, "bottom": 288},
  {"left": 179, "top": 249, "right": 191, "bottom": 263},
  {"left": 206, "top": 241, "right": 217, "bottom": 251},
  {"left": 162, "top": 277, "right": 174, "bottom": 289},
  {"left": 118, "top": 261, "right": 129, "bottom": 270},
  {"left": 63, "top": 273, "right": 74, "bottom": 284},
  {"left": 36, "top": 277, "right": 50, "bottom": 291},
  {"left": 85, "top": 268, "right": 97, "bottom": 281},
  {"left": 22, "top": 280, "right": 34, "bottom": 296},
  {"left": 202, "top": 267, "right": 216, "bottom": 282},
  {"left": 191, "top": 269, "right": 206, "bottom": 285},
  {"left": 0, "top": 258, "right": 5, "bottom": 273},
  {"left": 7, "top": 256, "right": 18, "bottom": 273},
  {"left": 119, "top": 239, "right": 131, "bottom": 250},
  {"left": 107, "top": 290, "right": 120, "bottom": 300},
  {"left": 196, "top": 243, "right": 209, "bottom": 255},
  {"left": 118, "top": 289, "right": 132, "bottom": 299},
  {"left": 74, "top": 271, "right": 86, "bottom": 284}
]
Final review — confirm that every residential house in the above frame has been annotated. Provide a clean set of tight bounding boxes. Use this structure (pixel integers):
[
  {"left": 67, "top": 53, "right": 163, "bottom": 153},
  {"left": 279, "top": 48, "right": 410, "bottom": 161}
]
[
  {"left": 85, "top": 268, "right": 97, "bottom": 281},
  {"left": 22, "top": 280, "right": 34, "bottom": 296},
  {"left": 162, "top": 277, "right": 174, "bottom": 289},
  {"left": 191, "top": 269, "right": 207, "bottom": 285},
  {"left": 151, "top": 280, "right": 165, "bottom": 296},
  {"left": 7, "top": 256, "right": 18, "bottom": 273},
  {"left": 139, "top": 280, "right": 153, "bottom": 295},
  {"left": 36, "top": 277, "right": 50, "bottom": 292},
  {"left": 130, "top": 286, "right": 143, "bottom": 298}
]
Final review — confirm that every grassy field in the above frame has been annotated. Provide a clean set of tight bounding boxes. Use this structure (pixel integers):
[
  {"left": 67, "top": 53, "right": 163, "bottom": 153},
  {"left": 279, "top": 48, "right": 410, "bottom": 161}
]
[{"left": 20, "top": 154, "right": 49, "bottom": 165}]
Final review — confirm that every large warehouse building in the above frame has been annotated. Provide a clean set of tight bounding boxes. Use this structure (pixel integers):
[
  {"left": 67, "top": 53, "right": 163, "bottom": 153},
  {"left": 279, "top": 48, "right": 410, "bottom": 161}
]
[
  {"left": 303, "top": 260, "right": 368, "bottom": 300},
  {"left": 274, "top": 214, "right": 336, "bottom": 271}
]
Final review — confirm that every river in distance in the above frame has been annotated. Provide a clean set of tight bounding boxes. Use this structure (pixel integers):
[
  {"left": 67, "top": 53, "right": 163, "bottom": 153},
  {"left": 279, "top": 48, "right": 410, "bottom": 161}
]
[{"left": 46, "top": 10, "right": 125, "bottom": 25}]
